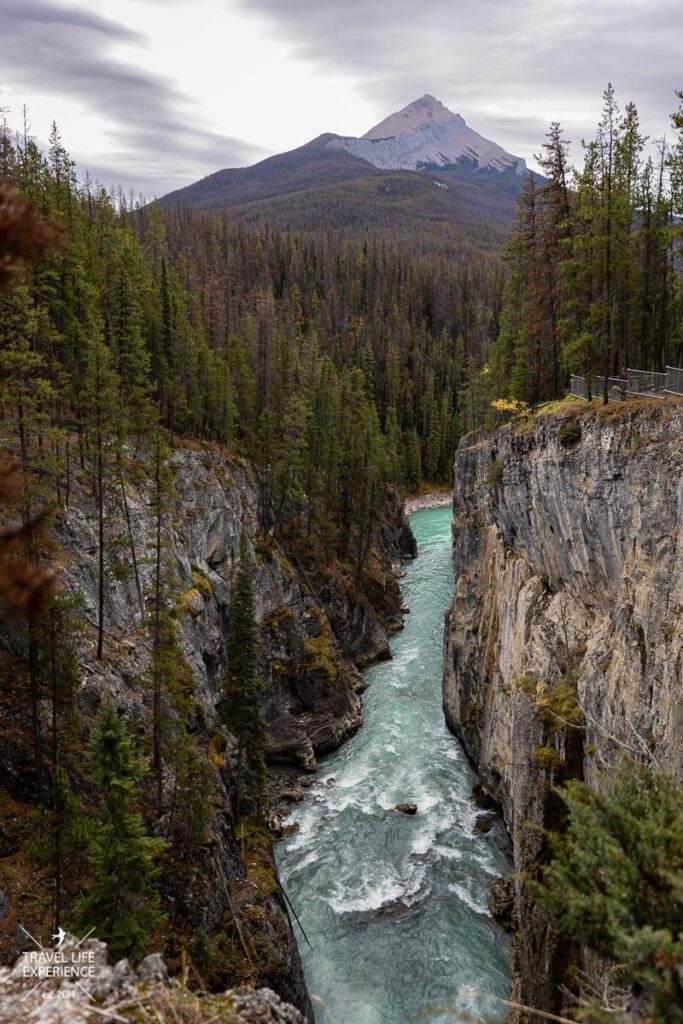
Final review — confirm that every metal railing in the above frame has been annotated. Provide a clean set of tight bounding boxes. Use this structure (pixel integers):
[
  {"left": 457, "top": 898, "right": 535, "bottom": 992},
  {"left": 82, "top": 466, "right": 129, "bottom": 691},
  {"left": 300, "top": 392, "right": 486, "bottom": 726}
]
[
  {"left": 666, "top": 366, "right": 683, "bottom": 396},
  {"left": 570, "top": 368, "right": 683, "bottom": 403},
  {"left": 593, "top": 376, "right": 628, "bottom": 402},
  {"left": 570, "top": 375, "right": 589, "bottom": 400},
  {"left": 570, "top": 375, "right": 629, "bottom": 402},
  {"left": 627, "top": 369, "right": 668, "bottom": 397}
]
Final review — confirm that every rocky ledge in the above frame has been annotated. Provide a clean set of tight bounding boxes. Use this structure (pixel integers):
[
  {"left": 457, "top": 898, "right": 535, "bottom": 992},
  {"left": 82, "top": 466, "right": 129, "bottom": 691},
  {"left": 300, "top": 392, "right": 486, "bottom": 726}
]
[{"left": 1, "top": 935, "right": 304, "bottom": 1023}]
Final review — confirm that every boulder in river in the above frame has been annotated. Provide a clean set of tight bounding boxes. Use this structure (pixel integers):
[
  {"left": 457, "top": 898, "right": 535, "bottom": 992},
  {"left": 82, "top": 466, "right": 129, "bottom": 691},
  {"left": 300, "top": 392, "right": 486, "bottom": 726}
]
[
  {"left": 394, "top": 803, "right": 418, "bottom": 815},
  {"left": 473, "top": 813, "right": 493, "bottom": 835},
  {"left": 281, "top": 788, "right": 305, "bottom": 803}
]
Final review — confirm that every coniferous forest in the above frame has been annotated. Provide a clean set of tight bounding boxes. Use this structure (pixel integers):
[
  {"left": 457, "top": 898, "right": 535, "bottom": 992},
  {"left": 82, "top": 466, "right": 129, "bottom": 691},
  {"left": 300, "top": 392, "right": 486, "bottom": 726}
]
[
  {"left": 3, "top": 85, "right": 683, "bottom": 552},
  {"left": 1, "top": 80, "right": 683, "bottom": 1024},
  {"left": 490, "top": 87, "right": 683, "bottom": 407}
]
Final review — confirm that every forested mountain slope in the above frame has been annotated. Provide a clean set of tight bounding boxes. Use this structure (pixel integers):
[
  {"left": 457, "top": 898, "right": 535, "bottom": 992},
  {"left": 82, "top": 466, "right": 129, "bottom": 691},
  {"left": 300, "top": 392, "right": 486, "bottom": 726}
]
[
  {"left": 159, "top": 97, "right": 530, "bottom": 247},
  {"left": 176, "top": 166, "right": 525, "bottom": 248}
]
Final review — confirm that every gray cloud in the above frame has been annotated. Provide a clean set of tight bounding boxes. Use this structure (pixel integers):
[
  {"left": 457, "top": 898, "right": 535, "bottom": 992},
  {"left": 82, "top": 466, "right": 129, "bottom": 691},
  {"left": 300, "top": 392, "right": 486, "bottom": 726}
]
[
  {"left": 1, "top": 0, "right": 142, "bottom": 40},
  {"left": 235, "top": 0, "right": 682, "bottom": 167},
  {"left": 0, "top": 0, "right": 263, "bottom": 196}
]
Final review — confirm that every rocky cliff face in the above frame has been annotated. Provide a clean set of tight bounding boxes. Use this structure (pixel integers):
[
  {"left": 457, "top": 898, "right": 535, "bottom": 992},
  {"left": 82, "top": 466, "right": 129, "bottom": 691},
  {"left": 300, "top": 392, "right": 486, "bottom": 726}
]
[
  {"left": 442, "top": 401, "right": 683, "bottom": 1015},
  {"left": 53, "top": 448, "right": 411, "bottom": 772},
  {"left": 0, "top": 444, "right": 414, "bottom": 1018}
]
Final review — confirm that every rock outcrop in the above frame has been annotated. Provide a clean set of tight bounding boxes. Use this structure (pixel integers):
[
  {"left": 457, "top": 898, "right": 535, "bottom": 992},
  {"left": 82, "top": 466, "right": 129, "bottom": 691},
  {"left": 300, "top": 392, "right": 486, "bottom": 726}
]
[
  {"left": 0, "top": 935, "right": 305, "bottom": 1023},
  {"left": 1, "top": 447, "right": 412, "bottom": 782},
  {"left": 442, "top": 400, "right": 683, "bottom": 1016}
]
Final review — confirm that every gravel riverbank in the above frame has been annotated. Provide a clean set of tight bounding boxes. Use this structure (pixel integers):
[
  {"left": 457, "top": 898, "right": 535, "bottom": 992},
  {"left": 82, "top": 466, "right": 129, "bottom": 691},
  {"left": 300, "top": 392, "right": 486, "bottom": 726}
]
[{"left": 403, "top": 491, "right": 452, "bottom": 514}]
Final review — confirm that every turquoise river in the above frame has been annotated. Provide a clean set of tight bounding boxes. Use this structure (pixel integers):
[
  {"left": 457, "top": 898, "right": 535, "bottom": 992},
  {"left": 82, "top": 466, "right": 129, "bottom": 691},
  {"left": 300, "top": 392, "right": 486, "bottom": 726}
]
[{"left": 275, "top": 507, "right": 511, "bottom": 1024}]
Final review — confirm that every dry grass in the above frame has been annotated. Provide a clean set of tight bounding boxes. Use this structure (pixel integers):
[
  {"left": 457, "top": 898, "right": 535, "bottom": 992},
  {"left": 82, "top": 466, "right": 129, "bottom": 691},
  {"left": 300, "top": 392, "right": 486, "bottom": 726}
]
[
  {"left": 112, "top": 987, "right": 239, "bottom": 1023},
  {"left": 534, "top": 395, "right": 583, "bottom": 418}
]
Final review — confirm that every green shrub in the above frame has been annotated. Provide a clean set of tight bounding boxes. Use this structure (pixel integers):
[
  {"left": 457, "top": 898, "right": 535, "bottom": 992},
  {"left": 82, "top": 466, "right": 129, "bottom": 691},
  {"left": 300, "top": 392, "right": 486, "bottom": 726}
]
[
  {"left": 190, "top": 927, "right": 215, "bottom": 971},
  {"left": 192, "top": 567, "right": 213, "bottom": 599},
  {"left": 558, "top": 420, "right": 581, "bottom": 446},
  {"left": 516, "top": 672, "right": 538, "bottom": 697},
  {"left": 486, "top": 458, "right": 505, "bottom": 490},
  {"left": 533, "top": 744, "right": 563, "bottom": 773},
  {"left": 536, "top": 670, "right": 583, "bottom": 735},
  {"left": 304, "top": 629, "right": 340, "bottom": 683}
]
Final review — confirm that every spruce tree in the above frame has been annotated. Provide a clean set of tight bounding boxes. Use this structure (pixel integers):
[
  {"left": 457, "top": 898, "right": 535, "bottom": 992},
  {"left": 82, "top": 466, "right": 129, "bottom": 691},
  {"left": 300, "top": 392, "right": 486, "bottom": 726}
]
[
  {"left": 167, "top": 732, "right": 215, "bottom": 851},
  {"left": 536, "top": 762, "right": 683, "bottom": 1021},
  {"left": 220, "top": 529, "right": 267, "bottom": 818},
  {"left": 71, "top": 697, "right": 165, "bottom": 960}
]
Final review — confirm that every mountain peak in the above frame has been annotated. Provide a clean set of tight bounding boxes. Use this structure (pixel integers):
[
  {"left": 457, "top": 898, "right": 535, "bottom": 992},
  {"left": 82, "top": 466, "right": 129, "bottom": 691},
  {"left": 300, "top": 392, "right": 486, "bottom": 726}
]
[
  {"left": 363, "top": 94, "right": 461, "bottom": 141},
  {"left": 333, "top": 95, "right": 526, "bottom": 176},
  {"left": 415, "top": 93, "right": 446, "bottom": 108}
]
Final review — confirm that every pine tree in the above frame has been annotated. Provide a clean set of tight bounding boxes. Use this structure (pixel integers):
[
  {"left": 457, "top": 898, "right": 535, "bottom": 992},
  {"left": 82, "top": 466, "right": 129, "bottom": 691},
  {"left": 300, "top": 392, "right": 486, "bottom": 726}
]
[
  {"left": 220, "top": 529, "right": 267, "bottom": 818},
  {"left": 167, "top": 733, "right": 215, "bottom": 851},
  {"left": 71, "top": 697, "right": 165, "bottom": 960},
  {"left": 29, "top": 769, "right": 90, "bottom": 935},
  {"left": 80, "top": 332, "right": 120, "bottom": 659},
  {"left": 146, "top": 431, "right": 178, "bottom": 811}
]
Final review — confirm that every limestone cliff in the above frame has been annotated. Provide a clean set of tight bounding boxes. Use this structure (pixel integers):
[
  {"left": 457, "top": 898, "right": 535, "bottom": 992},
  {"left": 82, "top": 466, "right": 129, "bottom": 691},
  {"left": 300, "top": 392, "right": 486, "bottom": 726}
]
[
  {"left": 442, "top": 400, "right": 683, "bottom": 1015},
  {"left": 0, "top": 444, "right": 414, "bottom": 1018}
]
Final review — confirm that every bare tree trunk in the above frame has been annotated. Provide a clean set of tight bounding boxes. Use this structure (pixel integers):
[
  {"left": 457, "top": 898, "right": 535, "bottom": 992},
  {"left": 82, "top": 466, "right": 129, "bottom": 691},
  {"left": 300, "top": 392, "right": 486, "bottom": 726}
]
[
  {"left": 96, "top": 436, "right": 105, "bottom": 660},
  {"left": 152, "top": 443, "right": 163, "bottom": 812},
  {"left": 118, "top": 456, "right": 144, "bottom": 618}
]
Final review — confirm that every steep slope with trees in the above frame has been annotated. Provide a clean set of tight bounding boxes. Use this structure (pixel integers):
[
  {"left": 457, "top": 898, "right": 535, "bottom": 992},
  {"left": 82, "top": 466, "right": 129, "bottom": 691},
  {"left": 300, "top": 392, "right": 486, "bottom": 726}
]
[{"left": 159, "top": 97, "right": 528, "bottom": 248}]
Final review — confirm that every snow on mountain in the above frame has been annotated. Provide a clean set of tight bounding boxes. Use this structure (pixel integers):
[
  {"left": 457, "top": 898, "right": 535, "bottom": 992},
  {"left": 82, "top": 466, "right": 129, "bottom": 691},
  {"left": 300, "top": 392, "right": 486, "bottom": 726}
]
[{"left": 329, "top": 95, "right": 526, "bottom": 176}]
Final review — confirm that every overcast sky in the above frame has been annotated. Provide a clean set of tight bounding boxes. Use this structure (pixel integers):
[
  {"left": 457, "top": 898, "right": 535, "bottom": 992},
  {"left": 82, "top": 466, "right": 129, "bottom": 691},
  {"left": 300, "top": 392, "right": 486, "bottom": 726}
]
[{"left": 1, "top": 0, "right": 680, "bottom": 197}]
